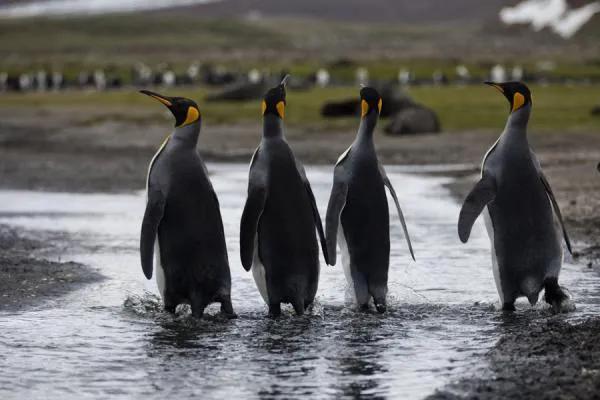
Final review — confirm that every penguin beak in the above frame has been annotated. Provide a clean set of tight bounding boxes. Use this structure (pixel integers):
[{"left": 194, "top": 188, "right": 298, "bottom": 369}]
[
  {"left": 140, "top": 90, "right": 174, "bottom": 108},
  {"left": 484, "top": 81, "right": 505, "bottom": 94}
]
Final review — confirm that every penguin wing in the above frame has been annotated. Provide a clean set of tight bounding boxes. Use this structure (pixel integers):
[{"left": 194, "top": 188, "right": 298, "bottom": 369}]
[
  {"left": 140, "top": 188, "right": 166, "bottom": 279},
  {"left": 458, "top": 174, "right": 496, "bottom": 243},
  {"left": 240, "top": 147, "right": 267, "bottom": 271},
  {"left": 325, "top": 168, "right": 348, "bottom": 266},
  {"left": 540, "top": 172, "right": 573, "bottom": 255},
  {"left": 379, "top": 163, "right": 416, "bottom": 261},
  {"left": 530, "top": 149, "right": 573, "bottom": 254},
  {"left": 295, "top": 160, "right": 331, "bottom": 265}
]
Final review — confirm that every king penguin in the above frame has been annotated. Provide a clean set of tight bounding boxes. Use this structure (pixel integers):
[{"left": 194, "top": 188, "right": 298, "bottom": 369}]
[
  {"left": 325, "top": 87, "right": 415, "bottom": 313},
  {"left": 139, "top": 90, "right": 235, "bottom": 318},
  {"left": 458, "top": 81, "right": 572, "bottom": 312},
  {"left": 240, "top": 76, "right": 330, "bottom": 318}
]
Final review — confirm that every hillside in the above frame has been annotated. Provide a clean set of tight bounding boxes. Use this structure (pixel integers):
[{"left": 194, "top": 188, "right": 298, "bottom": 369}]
[{"left": 167, "top": 0, "right": 512, "bottom": 23}]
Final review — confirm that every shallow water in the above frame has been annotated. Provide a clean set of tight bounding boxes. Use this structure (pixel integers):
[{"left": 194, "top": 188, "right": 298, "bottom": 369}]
[{"left": 0, "top": 163, "right": 598, "bottom": 400}]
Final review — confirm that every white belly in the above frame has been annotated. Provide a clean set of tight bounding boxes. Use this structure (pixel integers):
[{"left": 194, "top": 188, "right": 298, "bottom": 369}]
[
  {"left": 251, "top": 238, "right": 269, "bottom": 304},
  {"left": 154, "top": 238, "right": 166, "bottom": 300},
  {"left": 338, "top": 225, "right": 356, "bottom": 301},
  {"left": 483, "top": 207, "right": 503, "bottom": 304}
]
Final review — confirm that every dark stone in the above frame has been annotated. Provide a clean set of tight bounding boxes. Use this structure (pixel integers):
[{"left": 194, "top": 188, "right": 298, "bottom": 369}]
[
  {"left": 320, "top": 84, "right": 415, "bottom": 118},
  {"left": 385, "top": 104, "right": 441, "bottom": 135},
  {"left": 321, "top": 99, "right": 360, "bottom": 117},
  {"left": 378, "top": 85, "right": 415, "bottom": 117},
  {"left": 591, "top": 105, "right": 600, "bottom": 116},
  {"left": 206, "top": 81, "right": 269, "bottom": 102}
]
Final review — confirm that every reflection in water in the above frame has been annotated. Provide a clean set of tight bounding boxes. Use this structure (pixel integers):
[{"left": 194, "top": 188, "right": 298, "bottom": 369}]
[
  {"left": 334, "top": 315, "right": 390, "bottom": 399},
  {"left": 0, "top": 164, "right": 598, "bottom": 399}
]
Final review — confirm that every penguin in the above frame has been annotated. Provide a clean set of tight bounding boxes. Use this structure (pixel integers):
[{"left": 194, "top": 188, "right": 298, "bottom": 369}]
[
  {"left": 325, "top": 87, "right": 415, "bottom": 313},
  {"left": 139, "top": 90, "right": 235, "bottom": 318},
  {"left": 458, "top": 81, "right": 572, "bottom": 312},
  {"left": 239, "top": 76, "right": 330, "bottom": 318}
]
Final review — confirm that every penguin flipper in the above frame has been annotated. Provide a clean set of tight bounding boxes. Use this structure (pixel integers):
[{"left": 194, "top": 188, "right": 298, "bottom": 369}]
[
  {"left": 140, "top": 189, "right": 166, "bottom": 279},
  {"left": 539, "top": 172, "right": 573, "bottom": 254},
  {"left": 295, "top": 159, "right": 330, "bottom": 265},
  {"left": 379, "top": 163, "right": 416, "bottom": 261},
  {"left": 325, "top": 175, "right": 348, "bottom": 266},
  {"left": 241, "top": 147, "right": 267, "bottom": 271},
  {"left": 458, "top": 174, "right": 496, "bottom": 243},
  {"left": 530, "top": 149, "right": 573, "bottom": 254},
  {"left": 240, "top": 186, "right": 266, "bottom": 271}
]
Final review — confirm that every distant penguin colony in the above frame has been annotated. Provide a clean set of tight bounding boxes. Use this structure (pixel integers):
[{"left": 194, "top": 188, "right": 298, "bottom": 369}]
[{"left": 139, "top": 79, "right": 574, "bottom": 318}]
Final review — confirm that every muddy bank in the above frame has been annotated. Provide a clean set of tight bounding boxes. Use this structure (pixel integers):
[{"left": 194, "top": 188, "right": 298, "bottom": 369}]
[
  {"left": 428, "top": 318, "right": 600, "bottom": 399},
  {"left": 0, "top": 107, "right": 598, "bottom": 191},
  {"left": 0, "top": 225, "right": 103, "bottom": 311}
]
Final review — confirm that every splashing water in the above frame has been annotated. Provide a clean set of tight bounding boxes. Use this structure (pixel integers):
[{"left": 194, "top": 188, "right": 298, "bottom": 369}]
[{"left": 0, "top": 163, "right": 599, "bottom": 399}]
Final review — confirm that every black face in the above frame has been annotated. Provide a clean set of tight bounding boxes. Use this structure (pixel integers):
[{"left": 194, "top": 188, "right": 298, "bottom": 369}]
[
  {"left": 140, "top": 90, "right": 200, "bottom": 127},
  {"left": 360, "top": 86, "right": 382, "bottom": 117},
  {"left": 262, "top": 84, "right": 286, "bottom": 119},
  {"left": 484, "top": 81, "right": 532, "bottom": 113}
]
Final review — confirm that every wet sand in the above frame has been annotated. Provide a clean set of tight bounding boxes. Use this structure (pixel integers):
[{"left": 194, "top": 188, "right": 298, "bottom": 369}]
[
  {"left": 0, "top": 225, "right": 103, "bottom": 311},
  {"left": 1, "top": 113, "right": 600, "bottom": 398},
  {"left": 428, "top": 318, "right": 600, "bottom": 399}
]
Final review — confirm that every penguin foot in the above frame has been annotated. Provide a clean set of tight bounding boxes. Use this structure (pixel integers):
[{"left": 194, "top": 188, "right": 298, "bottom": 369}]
[
  {"left": 544, "top": 277, "right": 570, "bottom": 313},
  {"left": 220, "top": 311, "right": 238, "bottom": 319},
  {"left": 375, "top": 304, "right": 387, "bottom": 314},
  {"left": 268, "top": 303, "right": 281, "bottom": 319},
  {"left": 164, "top": 303, "right": 177, "bottom": 314},
  {"left": 220, "top": 301, "right": 237, "bottom": 319},
  {"left": 502, "top": 302, "right": 516, "bottom": 312},
  {"left": 359, "top": 304, "right": 370, "bottom": 313},
  {"left": 292, "top": 300, "right": 305, "bottom": 316}
]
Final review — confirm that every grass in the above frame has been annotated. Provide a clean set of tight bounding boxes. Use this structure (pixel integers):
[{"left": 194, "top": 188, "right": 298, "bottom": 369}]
[{"left": 1, "top": 84, "right": 598, "bottom": 132}]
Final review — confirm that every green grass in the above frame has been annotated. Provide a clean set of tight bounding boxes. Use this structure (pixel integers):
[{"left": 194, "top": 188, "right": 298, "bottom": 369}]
[
  {"left": 406, "top": 84, "right": 600, "bottom": 132},
  {"left": 1, "top": 84, "right": 598, "bottom": 132}
]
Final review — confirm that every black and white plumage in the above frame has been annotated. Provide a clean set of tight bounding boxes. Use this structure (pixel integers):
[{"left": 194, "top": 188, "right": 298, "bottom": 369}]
[
  {"left": 240, "top": 79, "right": 329, "bottom": 318},
  {"left": 325, "top": 87, "right": 415, "bottom": 313},
  {"left": 140, "top": 90, "right": 235, "bottom": 318},
  {"left": 458, "top": 82, "right": 571, "bottom": 312}
]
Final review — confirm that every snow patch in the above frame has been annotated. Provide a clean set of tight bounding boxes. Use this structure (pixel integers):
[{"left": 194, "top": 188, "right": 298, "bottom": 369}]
[
  {"left": 500, "top": 0, "right": 600, "bottom": 38},
  {"left": 0, "top": 0, "right": 220, "bottom": 18}
]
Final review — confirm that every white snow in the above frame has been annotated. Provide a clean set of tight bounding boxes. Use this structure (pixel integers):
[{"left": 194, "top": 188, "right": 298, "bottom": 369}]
[
  {"left": 0, "top": 0, "right": 220, "bottom": 18},
  {"left": 500, "top": 0, "right": 600, "bottom": 38}
]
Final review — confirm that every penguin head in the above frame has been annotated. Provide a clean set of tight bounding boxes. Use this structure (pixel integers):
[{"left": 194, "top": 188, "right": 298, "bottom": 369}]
[
  {"left": 140, "top": 90, "right": 200, "bottom": 127},
  {"left": 261, "top": 75, "right": 289, "bottom": 119},
  {"left": 359, "top": 86, "right": 382, "bottom": 118},
  {"left": 484, "top": 81, "right": 532, "bottom": 113}
]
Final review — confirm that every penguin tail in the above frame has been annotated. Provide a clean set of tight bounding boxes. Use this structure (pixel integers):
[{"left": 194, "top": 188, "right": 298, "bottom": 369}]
[{"left": 521, "top": 276, "right": 542, "bottom": 306}]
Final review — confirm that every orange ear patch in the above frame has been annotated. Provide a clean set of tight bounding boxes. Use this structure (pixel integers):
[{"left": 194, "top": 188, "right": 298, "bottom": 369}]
[
  {"left": 261, "top": 100, "right": 267, "bottom": 115},
  {"left": 180, "top": 106, "right": 200, "bottom": 127},
  {"left": 361, "top": 99, "right": 369, "bottom": 117},
  {"left": 377, "top": 98, "right": 383, "bottom": 114},
  {"left": 512, "top": 92, "right": 525, "bottom": 112},
  {"left": 276, "top": 101, "right": 285, "bottom": 119}
]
